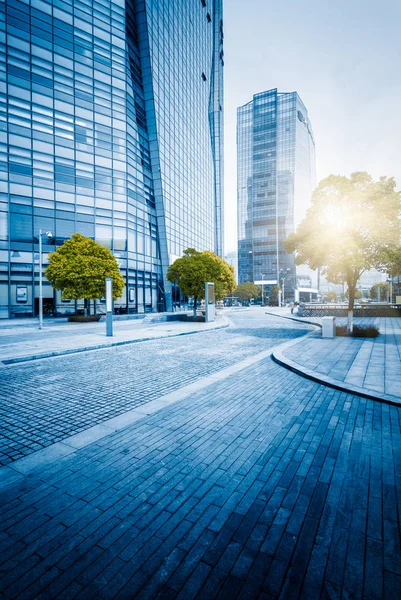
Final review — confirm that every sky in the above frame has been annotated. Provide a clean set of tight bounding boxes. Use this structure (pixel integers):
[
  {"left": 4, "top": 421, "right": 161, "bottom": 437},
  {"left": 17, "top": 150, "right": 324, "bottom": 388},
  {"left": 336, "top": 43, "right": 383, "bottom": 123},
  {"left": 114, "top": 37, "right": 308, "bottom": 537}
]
[{"left": 223, "top": 0, "right": 401, "bottom": 252}]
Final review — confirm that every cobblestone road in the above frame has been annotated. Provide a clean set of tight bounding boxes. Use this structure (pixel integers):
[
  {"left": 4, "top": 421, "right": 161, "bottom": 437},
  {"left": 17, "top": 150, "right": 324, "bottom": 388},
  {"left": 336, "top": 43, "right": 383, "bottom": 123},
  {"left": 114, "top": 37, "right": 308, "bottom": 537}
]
[
  {"left": 1, "top": 353, "right": 400, "bottom": 598},
  {"left": 0, "top": 311, "right": 313, "bottom": 466}
]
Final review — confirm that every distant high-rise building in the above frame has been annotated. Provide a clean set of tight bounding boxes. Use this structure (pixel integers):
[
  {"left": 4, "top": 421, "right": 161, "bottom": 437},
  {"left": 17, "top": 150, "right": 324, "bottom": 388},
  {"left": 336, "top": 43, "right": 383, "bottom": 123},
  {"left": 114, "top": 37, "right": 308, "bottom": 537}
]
[
  {"left": 0, "top": 0, "right": 224, "bottom": 318},
  {"left": 224, "top": 250, "right": 237, "bottom": 281},
  {"left": 237, "top": 88, "right": 316, "bottom": 301}
]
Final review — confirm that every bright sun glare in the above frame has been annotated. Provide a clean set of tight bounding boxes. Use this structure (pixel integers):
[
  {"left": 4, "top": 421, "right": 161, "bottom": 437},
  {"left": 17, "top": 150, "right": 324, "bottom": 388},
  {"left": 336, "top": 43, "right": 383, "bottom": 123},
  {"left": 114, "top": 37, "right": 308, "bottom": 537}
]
[{"left": 323, "top": 203, "right": 352, "bottom": 233}]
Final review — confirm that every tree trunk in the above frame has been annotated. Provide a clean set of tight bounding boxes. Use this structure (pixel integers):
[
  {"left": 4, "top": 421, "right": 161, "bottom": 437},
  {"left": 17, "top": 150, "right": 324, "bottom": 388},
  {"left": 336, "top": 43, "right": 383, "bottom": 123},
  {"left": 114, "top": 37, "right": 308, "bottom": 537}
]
[
  {"left": 84, "top": 298, "right": 89, "bottom": 316},
  {"left": 347, "top": 282, "right": 356, "bottom": 333},
  {"left": 193, "top": 295, "right": 197, "bottom": 318}
]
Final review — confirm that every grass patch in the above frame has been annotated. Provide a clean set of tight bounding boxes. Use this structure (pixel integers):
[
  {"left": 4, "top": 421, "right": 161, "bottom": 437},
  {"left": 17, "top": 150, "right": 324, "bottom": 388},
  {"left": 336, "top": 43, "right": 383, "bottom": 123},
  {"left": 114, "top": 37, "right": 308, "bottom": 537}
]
[{"left": 336, "top": 325, "right": 380, "bottom": 338}]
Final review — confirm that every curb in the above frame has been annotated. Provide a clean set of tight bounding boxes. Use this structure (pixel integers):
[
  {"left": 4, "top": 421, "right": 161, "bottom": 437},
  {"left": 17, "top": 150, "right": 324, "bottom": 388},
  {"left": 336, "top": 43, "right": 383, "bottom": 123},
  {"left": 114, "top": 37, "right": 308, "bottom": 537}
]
[
  {"left": 1, "top": 321, "right": 230, "bottom": 366},
  {"left": 271, "top": 333, "right": 401, "bottom": 408},
  {"left": 264, "top": 311, "right": 322, "bottom": 329}
]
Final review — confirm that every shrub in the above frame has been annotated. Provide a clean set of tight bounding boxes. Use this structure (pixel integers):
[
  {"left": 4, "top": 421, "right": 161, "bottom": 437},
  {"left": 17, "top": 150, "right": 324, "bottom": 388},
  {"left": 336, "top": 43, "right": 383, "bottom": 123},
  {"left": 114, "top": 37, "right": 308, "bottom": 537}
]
[{"left": 336, "top": 325, "right": 379, "bottom": 338}]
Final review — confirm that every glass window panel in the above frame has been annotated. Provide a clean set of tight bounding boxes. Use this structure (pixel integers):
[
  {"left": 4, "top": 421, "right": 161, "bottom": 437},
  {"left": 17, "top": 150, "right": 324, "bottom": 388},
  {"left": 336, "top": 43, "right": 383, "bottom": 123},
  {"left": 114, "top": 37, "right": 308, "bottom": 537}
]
[
  {"left": 0, "top": 212, "right": 8, "bottom": 240},
  {"left": 11, "top": 212, "right": 32, "bottom": 241}
]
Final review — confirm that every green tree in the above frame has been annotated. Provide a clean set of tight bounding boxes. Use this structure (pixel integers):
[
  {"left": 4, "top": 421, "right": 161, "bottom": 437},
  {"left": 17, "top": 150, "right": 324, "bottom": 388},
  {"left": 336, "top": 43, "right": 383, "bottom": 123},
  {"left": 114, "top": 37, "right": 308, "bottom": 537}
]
[
  {"left": 345, "top": 288, "right": 362, "bottom": 300},
  {"left": 46, "top": 233, "right": 124, "bottom": 314},
  {"left": 326, "top": 290, "right": 337, "bottom": 302},
  {"left": 382, "top": 246, "right": 401, "bottom": 277},
  {"left": 167, "top": 248, "right": 236, "bottom": 316},
  {"left": 235, "top": 282, "right": 261, "bottom": 302},
  {"left": 285, "top": 172, "right": 401, "bottom": 331},
  {"left": 269, "top": 285, "right": 280, "bottom": 306},
  {"left": 370, "top": 282, "right": 389, "bottom": 300}
]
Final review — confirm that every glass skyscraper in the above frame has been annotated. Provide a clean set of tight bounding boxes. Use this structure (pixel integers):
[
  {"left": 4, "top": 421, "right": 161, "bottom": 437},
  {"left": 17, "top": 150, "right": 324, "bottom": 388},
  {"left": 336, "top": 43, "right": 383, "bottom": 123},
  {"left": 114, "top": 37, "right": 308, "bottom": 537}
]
[
  {"left": 0, "top": 0, "right": 224, "bottom": 318},
  {"left": 237, "top": 88, "right": 316, "bottom": 301}
]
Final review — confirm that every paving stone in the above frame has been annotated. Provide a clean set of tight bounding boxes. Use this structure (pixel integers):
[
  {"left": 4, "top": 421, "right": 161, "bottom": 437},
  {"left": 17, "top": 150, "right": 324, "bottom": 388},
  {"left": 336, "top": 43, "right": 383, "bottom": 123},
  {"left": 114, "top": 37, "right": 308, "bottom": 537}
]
[
  {"left": 237, "top": 552, "right": 272, "bottom": 599},
  {"left": 175, "top": 561, "right": 212, "bottom": 599},
  {"left": 202, "top": 513, "right": 243, "bottom": 567},
  {"left": 196, "top": 541, "right": 242, "bottom": 599},
  {"left": 168, "top": 529, "right": 216, "bottom": 591},
  {"left": 300, "top": 543, "right": 329, "bottom": 598}
]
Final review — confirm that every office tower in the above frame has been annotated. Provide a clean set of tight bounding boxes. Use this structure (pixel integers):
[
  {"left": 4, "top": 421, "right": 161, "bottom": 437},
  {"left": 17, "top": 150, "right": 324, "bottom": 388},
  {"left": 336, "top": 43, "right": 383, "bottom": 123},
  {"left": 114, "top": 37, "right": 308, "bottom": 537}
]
[
  {"left": 237, "top": 88, "right": 316, "bottom": 301},
  {"left": 0, "top": 0, "right": 224, "bottom": 318},
  {"left": 224, "top": 250, "right": 237, "bottom": 281}
]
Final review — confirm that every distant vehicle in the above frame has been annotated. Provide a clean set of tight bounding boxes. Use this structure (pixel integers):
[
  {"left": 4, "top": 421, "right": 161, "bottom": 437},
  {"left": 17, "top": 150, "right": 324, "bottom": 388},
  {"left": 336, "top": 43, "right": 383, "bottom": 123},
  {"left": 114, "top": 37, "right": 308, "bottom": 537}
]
[{"left": 224, "top": 296, "right": 241, "bottom": 307}]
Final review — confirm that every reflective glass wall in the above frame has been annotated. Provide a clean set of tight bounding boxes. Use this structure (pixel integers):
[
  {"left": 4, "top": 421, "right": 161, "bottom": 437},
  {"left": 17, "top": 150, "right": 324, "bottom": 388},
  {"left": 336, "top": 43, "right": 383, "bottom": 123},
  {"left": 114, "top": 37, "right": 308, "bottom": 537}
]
[
  {"left": 0, "top": 0, "right": 224, "bottom": 318},
  {"left": 237, "top": 88, "right": 316, "bottom": 301},
  {"left": 139, "top": 0, "right": 224, "bottom": 309}
]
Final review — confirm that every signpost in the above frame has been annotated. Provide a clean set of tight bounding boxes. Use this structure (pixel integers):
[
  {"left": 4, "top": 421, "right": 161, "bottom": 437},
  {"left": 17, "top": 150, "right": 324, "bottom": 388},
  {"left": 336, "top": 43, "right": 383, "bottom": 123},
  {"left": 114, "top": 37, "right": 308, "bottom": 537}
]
[
  {"left": 205, "top": 282, "right": 215, "bottom": 323},
  {"left": 106, "top": 277, "right": 113, "bottom": 336}
]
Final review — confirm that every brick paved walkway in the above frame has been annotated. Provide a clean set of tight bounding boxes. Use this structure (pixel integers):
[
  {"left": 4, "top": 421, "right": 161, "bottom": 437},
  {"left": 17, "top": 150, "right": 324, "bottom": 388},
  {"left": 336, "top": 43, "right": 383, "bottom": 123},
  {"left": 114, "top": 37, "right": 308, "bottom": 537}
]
[
  {"left": 282, "top": 317, "right": 401, "bottom": 399},
  {"left": 1, "top": 355, "right": 400, "bottom": 599},
  {"left": 0, "top": 311, "right": 313, "bottom": 466}
]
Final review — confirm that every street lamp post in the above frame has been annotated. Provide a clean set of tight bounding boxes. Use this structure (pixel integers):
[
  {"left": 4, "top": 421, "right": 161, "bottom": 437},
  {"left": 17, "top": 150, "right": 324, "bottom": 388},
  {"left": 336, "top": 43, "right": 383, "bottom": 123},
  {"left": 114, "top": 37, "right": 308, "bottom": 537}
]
[
  {"left": 38, "top": 229, "right": 53, "bottom": 330},
  {"left": 279, "top": 268, "right": 290, "bottom": 307},
  {"left": 261, "top": 274, "right": 265, "bottom": 306}
]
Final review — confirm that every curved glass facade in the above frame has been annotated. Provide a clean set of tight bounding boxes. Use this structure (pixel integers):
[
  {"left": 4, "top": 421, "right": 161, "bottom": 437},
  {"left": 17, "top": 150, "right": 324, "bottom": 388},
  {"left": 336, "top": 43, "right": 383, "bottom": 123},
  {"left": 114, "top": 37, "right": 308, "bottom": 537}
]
[
  {"left": 237, "top": 88, "right": 316, "bottom": 301},
  {"left": 0, "top": 0, "right": 223, "bottom": 318}
]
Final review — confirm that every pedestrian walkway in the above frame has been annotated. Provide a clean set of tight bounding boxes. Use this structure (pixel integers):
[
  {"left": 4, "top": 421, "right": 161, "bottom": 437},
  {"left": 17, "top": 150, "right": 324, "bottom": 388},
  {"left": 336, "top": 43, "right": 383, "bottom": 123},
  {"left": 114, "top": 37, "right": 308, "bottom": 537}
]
[
  {"left": 272, "top": 316, "right": 401, "bottom": 404},
  {"left": 1, "top": 352, "right": 400, "bottom": 599},
  {"left": 0, "top": 310, "right": 313, "bottom": 467},
  {"left": 0, "top": 312, "right": 228, "bottom": 364}
]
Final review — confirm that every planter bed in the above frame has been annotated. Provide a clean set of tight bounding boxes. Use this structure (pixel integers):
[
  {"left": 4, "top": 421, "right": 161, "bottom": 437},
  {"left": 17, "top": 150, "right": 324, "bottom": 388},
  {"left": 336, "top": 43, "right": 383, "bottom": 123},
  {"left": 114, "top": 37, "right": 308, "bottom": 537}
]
[
  {"left": 336, "top": 325, "right": 380, "bottom": 338},
  {"left": 176, "top": 314, "right": 205, "bottom": 323},
  {"left": 67, "top": 315, "right": 102, "bottom": 323}
]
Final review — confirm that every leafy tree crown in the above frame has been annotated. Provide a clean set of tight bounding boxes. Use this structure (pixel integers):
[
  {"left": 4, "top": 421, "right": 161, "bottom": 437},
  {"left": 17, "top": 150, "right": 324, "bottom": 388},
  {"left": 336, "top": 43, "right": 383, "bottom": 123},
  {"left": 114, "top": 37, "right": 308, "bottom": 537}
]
[
  {"left": 235, "top": 282, "right": 261, "bottom": 300},
  {"left": 370, "top": 282, "right": 389, "bottom": 300},
  {"left": 46, "top": 233, "right": 125, "bottom": 300},
  {"left": 285, "top": 172, "right": 401, "bottom": 315},
  {"left": 269, "top": 285, "right": 280, "bottom": 306},
  {"left": 167, "top": 248, "right": 236, "bottom": 301},
  {"left": 285, "top": 172, "right": 401, "bottom": 285}
]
